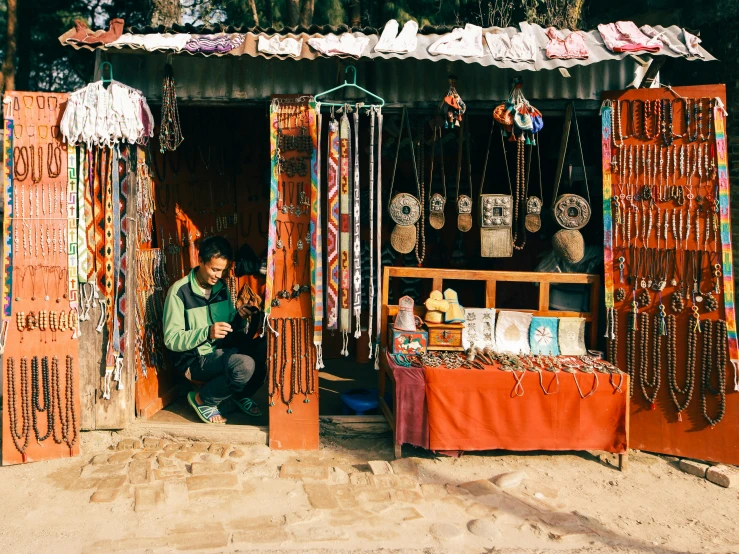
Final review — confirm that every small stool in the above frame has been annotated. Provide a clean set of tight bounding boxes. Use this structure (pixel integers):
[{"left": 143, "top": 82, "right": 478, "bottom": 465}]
[{"left": 340, "top": 388, "right": 379, "bottom": 415}]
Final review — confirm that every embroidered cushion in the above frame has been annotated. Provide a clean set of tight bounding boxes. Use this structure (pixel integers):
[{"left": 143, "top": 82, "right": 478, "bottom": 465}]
[
  {"left": 558, "top": 317, "right": 587, "bottom": 355},
  {"left": 462, "top": 308, "right": 496, "bottom": 350},
  {"left": 495, "top": 311, "right": 532, "bottom": 354},
  {"left": 529, "top": 316, "right": 560, "bottom": 355}
]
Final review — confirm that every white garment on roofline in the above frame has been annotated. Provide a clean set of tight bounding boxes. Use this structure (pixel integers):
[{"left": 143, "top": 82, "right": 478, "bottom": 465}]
[
  {"left": 375, "top": 19, "right": 418, "bottom": 53},
  {"left": 428, "top": 23, "right": 484, "bottom": 57}
]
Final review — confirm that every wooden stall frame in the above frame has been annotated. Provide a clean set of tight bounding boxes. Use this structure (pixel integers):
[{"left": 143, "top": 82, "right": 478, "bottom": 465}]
[{"left": 377, "top": 267, "right": 630, "bottom": 471}]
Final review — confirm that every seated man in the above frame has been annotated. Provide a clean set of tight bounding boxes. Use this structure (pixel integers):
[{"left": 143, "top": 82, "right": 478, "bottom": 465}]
[{"left": 163, "top": 236, "right": 266, "bottom": 424}]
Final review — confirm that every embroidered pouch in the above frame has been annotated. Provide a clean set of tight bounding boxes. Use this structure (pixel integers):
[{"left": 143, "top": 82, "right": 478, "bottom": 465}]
[
  {"left": 495, "top": 311, "right": 532, "bottom": 354},
  {"left": 529, "top": 316, "right": 560, "bottom": 355},
  {"left": 558, "top": 317, "right": 587, "bottom": 355},
  {"left": 462, "top": 308, "right": 496, "bottom": 350}
]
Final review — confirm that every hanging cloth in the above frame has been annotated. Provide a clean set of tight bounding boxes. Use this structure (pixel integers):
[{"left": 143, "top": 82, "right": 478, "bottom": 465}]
[
  {"left": 713, "top": 101, "right": 739, "bottom": 389},
  {"left": 374, "top": 110, "right": 384, "bottom": 368},
  {"left": 352, "top": 111, "right": 362, "bottom": 339},
  {"left": 367, "top": 108, "right": 376, "bottom": 359},
  {"left": 311, "top": 103, "right": 325, "bottom": 368},
  {"left": 339, "top": 111, "right": 353, "bottom": 355},
  {"left": 67, "top": 145, "right": 82, "bottom": 339},
  {"left": 86, "top": 147, "right": 98, "bottom": 285},
  {"left": 263, "top": 101, "right": 281, "bottom": 333},
  {"left": 326, "top": 115, "right": 340, "bottom": 330},
  {"left": 77, "top": 144, "right": 90, "bottom": 283}
]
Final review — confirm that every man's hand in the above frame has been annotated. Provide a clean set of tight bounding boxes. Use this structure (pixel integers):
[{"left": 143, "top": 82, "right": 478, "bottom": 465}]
[{"left": 209, "top": 322, "right": 232, "bottom": 340}]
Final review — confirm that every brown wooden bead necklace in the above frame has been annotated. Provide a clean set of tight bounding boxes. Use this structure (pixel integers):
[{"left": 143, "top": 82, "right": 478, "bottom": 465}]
[
  {"left": 7, "top": 356, "right": 32, "bottom": 461},
  {"left": 668, "top": 312, "right": 698, "bottom": 421},
  {"left": 701, "top": 319, "right": 727, "bottom": 427},
  {"left": 626, "top": 302, "right": 637, "bottom": 398},
  {"left": 640, "top": 313, "right": 662, "bottom": 409}
]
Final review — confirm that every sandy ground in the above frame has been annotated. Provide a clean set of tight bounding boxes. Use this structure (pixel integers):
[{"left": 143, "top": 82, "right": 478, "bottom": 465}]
[{"left": 0, "top": 431, "right": 737, "bottom": 554}]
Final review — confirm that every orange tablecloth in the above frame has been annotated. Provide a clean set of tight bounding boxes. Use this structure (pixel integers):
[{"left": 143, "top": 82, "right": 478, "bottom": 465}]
[{"left": 425, "top": 367, "right": 628, "bottom": 454}]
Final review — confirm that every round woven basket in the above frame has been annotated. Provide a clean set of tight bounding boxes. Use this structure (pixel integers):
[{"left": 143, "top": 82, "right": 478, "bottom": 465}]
[
  {"left": 390, "top": 224, "right": 417, "bottom": 254},
  {"left": 552, "top": 229, "right": 584, "bottom": 263}
]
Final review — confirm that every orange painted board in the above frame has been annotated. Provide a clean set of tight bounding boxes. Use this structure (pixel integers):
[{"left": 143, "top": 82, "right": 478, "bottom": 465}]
[
  {"left": 2, "top": 91, "right": 81, "bottom": 465},
  {"left": 602, "top": 84, "right": 739, "bottom": 465}
]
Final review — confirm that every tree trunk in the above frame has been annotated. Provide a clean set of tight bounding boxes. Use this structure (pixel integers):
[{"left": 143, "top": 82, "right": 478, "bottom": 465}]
[
  {"left": 285, "top": 0, "right": 300, "bottom": 27},
  {"left": 349, "top": 1, "right": 362, "bottom": 27},
  {"left": 299, "top": 0, "right": 315, "bottom": 27},
  {"left": 15, "top": 0, "right": 30, "bottom": 90},
  {"left": 150, "top": 0, "right": 182, "bottom": 27},
  {"left": 1, "top": 0, "right": 17, "bottom": 92},
  {"left": 248, "top": 0, "right": 260, "bottom": 26}
]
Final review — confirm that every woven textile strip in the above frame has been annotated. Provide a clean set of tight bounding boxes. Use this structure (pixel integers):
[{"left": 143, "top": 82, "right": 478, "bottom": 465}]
[
  {"left": 352, "top": 111, "right": 362, "bottom": 338},
  {"left": 367, "top": 109, "right": 376, "bottom": 358},
  {"left": 103, "top": 148, "right": 115, "bottom": 302},
  {"left": 86, "top": 148, "right": 97, "bottom": 284},
  {"left": 339, "top": 112, "right": 352, "bottom": 354},
  {"left": 94, "top": 148, "right": 106, "bottom": 296},
  {"left": 713, "top": 104, "right": 739, "bottom": 389},
  {"left": 601, "top": 104, "right": 614, "bottom": 311},
  {"left": 263, "top": 102, "right": 280, "bottom": 322},
  {"left": 2, "top": 119, "right": 13, "bottom": 317},
  {"left": 326, "top": 117, "right": 340, "bottom": 330},
  {"left": 76, "top": 144, "right": 90, "bottom": 283},
  {"left": 66, "top": 145, "right": 80, "bottom": 339},
  {"left": 374, "top": 112, "right": 383, "bottom": 365},
  {"left": 311, "top": 103, "right": 324, "bottom": 368}
]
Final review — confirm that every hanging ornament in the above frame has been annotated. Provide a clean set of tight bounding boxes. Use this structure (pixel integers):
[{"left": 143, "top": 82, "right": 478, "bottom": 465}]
[
  {"left": 159, "top": 58, "right": 184, "bottom": 153},
  {"left": 440, "top": 75, "right": 466, "bottom": 129}
]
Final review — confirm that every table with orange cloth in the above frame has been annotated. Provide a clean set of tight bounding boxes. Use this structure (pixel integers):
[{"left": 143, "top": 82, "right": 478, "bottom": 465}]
[{"left": 388, "top": 354, "right": 628, "bottom": 454}]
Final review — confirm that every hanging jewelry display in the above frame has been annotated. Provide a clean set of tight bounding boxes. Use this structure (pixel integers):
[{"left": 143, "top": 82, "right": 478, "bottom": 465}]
[
  {"left": 159, "top": 58, "right": 184, "bottom": 153},
  {"left": 455, "top": 122, "right": 473, "bottom": 233},
  {"left": 478, "top": 119, "right": 513, "bottom": 258},
  {"left": 388, "top": 107, "right": 421, "bottom": 254},
  {"left": 440, "top": 75, "right": 466, "bottom": 128},
  {"left": 428, "top": 119, "right": 446, "bottom": 230},
  {"left": 526, "top": 143, "right": 544, "bottom": 233}
]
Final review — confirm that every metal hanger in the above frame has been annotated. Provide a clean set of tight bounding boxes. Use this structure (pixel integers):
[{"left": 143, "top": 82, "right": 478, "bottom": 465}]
[{"left": 314, "top": 65, "right": 384, "bottom": 108}]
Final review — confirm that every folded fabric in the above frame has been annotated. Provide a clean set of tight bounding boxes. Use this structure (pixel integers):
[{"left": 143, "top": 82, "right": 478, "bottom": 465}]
[
  {"left": 258, "top": 35, "right": 304, "bottom": 57},
  {"left": 529, "top": 316, "right": 560, "bottom": 355},
  {"left": 66, "top": 18, "right": 124, "bottom": 46},
  {"left": 108, "top": 33, "right": 192, "bottom": 52},
  {"left": 375, "top": 19, "right": 418, "bottom": 53},
  {"left": 462, "top": 308, "right": 496, "bottom": 350},
  {"left": 545, "top": 28, "right": 589, "bottom": 59},
  {"left": 184, "top": 33, "right": 246, "bottom": 54},
  {"left": 495, "top": 311, "right": 532, "bottom": 354},
  {"left": 485, "top": 30, "right": 537, "bottom": 63},
  {"left": 308, "top": 33, "right": 370, "bottom": 58},
  {"left": 429, "top": 24, "right": 484, "bottom": 58},
  {"left": 558, "top": 317, "right": 587, "bottom": 355},
  {"left": 683, "top": 29, "right": 704, "bottom": 58},
  {"left": 598, "top": 21, "right": 662, "bottom": 53},
  {"left": 640, "top": 25, "right": 687, "bottom": 56}
]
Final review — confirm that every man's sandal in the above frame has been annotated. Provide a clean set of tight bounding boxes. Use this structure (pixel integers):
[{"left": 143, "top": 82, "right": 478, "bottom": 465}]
[
  {"left": 233, "top": 397, "right": 262, "bottom": 417},
  {"left": 187, "top": 391, "right": 227, "bottom": 424}
]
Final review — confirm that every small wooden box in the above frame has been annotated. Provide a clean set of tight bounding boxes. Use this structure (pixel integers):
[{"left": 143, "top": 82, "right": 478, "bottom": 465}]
[
  {"left": 425, "top": 322, "right": 465, "bottom": 351},
  {"left": 388, "top": 328, "right": 428, "bottom": 355}
]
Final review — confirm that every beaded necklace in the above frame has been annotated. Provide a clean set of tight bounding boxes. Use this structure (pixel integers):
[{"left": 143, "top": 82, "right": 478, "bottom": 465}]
[
  {"left": 7, "top": 356, "right": 32, "bottom": 461},
  {"left": 701, "top": 319, "right": 727, "bottom": 426}
]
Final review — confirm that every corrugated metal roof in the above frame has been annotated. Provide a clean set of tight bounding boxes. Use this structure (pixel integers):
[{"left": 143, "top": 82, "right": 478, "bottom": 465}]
[
  {"left": 65, "top": 23, "right": 714, "bottom": 71},
  {"left": 97, "top": 51, "right": 638, "bottom": 103}
]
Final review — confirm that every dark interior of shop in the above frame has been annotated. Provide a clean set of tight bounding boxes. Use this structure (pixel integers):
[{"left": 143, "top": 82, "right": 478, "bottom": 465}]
[{"left": 142, "top": 103, "right": 605, "bottom": 426}]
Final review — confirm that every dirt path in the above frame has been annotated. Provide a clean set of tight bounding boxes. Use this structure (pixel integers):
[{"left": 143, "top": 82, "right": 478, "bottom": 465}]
[{"left": 0, "top": 433, "right": 737, "bottom": 553}]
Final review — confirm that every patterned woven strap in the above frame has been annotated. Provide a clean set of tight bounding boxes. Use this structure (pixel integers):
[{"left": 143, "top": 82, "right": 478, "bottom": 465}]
[
  {"left": 339, "top": 113, "right": 352, "bottom": 341},
  {"left": 352, "top": 111, "right": 362, "bottom": 338},
  {"left": 326, "top": 118, "right": 339, "bottom": 330},
  {"left": 311, "top": 104, "right": 324, "bottom": 367}
]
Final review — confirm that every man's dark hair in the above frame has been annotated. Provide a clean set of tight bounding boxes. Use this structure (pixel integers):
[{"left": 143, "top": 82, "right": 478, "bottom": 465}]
[{"left": 198, "top": 236, "right": 233, "bottom": 263}]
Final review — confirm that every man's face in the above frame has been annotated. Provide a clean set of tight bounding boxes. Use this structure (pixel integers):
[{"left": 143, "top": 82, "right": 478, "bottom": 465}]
[{"left": 197, "top": 256, "right": 229, "bottom": 287}]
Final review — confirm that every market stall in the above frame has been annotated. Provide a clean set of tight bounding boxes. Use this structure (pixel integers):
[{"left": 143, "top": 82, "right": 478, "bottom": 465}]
[{"left": 2, "top": 18, "right": 731, "bottom": 466}]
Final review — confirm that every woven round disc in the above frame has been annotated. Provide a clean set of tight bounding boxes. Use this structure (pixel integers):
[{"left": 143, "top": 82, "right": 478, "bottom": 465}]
[
  {"left": 391, "top": 224, "right": 417, "bottom": 254},
  {"left": 525, "top": 214, "right": 541, "bottom": 233},
  {"left": 457, "top": 213, "right": 472, "bottom": 233},
  {"left": 429, "top": 212, "right": 445, "bottom": 230},
  {"left": 552, "top": 229, "right": 585, "bottom": 264}
]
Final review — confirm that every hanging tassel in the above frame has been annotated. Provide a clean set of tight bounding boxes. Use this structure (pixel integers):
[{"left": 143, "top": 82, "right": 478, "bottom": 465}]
[
  {"left": 374, "top": 343, "right": 380, "bottom": 370},
  {"left": 368, "top": 337, "right": 374, "bottom": 360},
  {"left": 354, "top": 309, "right": 362, "bottom": 339},
  {"left": 604, "top": 308, "right": 611, "bottom": 339},
  {"left": 341, "top": 330, "right": 349, "bottom": 357},
  {"left": 732, "top": 360, "right": 739, "bottom": 392},
  {"left": 315, "top": 343, "right": 324, "bottom": 370}
]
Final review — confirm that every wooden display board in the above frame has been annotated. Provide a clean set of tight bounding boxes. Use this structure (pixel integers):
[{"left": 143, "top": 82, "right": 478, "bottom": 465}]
[
  {"left": 2, "top": 92, "right": 81, "bottom": 464},
  {"left": 602, "top": 85, "right": 739, "bottom": 465}
]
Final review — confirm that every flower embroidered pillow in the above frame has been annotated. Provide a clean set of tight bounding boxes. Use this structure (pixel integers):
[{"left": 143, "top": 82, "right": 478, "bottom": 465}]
[
  {"left": 495, "top": 311, "right": 532, "bottom": 354},
  {"left": 529, "top": 316, "right": 560, "bottom": 355}
]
